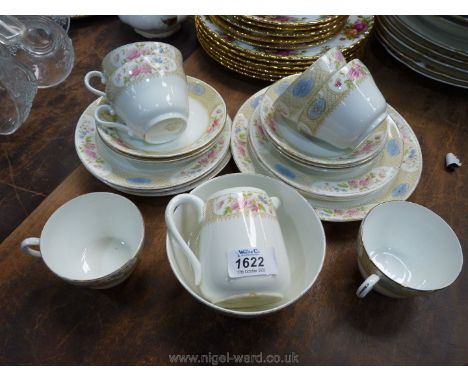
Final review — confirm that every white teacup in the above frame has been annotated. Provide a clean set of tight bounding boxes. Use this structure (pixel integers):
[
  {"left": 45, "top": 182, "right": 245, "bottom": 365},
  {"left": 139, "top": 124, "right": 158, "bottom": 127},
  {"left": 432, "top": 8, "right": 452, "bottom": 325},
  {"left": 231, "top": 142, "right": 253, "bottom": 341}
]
[
  {"left": 20, "top": 193, "right": 145, "bottom": 289},
  {"left": 165, "top": 187, "right": 291, "bottom": 309},
  {"left": 278, "top": 59, "right": 388, "bottom": 150},
  {"left": 84, "top": 41, "right": 183, "bottom": 83},
  {"left": 273, "top": 48, "right": 347, "bottom": 125},
  {"left": 356, "top": 201, "right": 463, "bottom": 298},
  {"left": 119, "top": 15, "right": 187, "bottom": 38},
  {"left": 92, "top": 53, "right": 188, "bottom": 144}
]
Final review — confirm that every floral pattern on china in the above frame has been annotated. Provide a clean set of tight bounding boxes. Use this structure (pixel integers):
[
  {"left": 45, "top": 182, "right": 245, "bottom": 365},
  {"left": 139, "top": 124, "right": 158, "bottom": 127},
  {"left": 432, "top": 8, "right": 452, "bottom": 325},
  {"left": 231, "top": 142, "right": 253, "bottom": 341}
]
[
  {"left": 109, "top": 42, "right": 178, "bottom": 67},
  {"left": 230, "top": 87, "right": 423, "bottom": 222},
  {"left": 327, "top": 60, "right": 369, "bottom": 93},
  {"left": 207, "top": 191, "right": 276, "bottom": 221},
  {"left": 199, "top": 16, "right": 374, "bottom": 59},
  {"left": 112, "top": 55, "right": 178, "bottom": 87}
]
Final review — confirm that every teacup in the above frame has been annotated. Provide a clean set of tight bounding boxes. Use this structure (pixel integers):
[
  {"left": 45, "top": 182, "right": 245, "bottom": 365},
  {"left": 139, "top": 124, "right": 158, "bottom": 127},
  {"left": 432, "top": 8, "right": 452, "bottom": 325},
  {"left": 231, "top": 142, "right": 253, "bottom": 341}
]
[
  {"left": 165, "top": 187, "right": 291, "bottom": 309},
  {"left": 280, "top": 59, "right": 388, "bottom": 150},
  {"left": 273, "top": 48, "right": 347, "bottom": 124},
  {"left": 84, "top": 41, "right": 182, "bottom": 86},
  {"left": 119, "top": 15, "right": 187, "bottom": 38},
  {"left": 356, "top": 201, "right": 463, "bottom": 298},
  {"left": 20, "top": 192, "right": 145, "bottom": 289},
  {"left": 92, "top": 54, "right": 189, "bottom": 144}
]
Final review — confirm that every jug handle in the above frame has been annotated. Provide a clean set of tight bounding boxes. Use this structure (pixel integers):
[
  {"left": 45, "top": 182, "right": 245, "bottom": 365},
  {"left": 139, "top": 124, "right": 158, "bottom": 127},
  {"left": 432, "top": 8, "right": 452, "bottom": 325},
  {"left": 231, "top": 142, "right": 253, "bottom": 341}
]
[{"left": 165, "top": 194, "right": 205, "bottom": 286}]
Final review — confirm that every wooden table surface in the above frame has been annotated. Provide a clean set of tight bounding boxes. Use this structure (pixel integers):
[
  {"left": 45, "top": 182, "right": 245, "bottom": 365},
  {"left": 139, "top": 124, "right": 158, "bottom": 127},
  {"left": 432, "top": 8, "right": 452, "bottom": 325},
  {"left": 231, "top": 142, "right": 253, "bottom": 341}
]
[{"left": 0, "top": 16, "right": 466, "bottom": 366}]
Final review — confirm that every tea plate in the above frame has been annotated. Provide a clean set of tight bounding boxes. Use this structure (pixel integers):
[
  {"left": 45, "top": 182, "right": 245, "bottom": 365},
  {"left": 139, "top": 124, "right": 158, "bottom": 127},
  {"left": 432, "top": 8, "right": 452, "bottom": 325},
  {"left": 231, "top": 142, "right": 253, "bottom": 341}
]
[
  {"left": 197, "top": 15, "right": 374, "bottom": 61},
  {"left": 376, "top": 21, "right": 468, "bottom": 89},
  {"left": 102, "top": 151, "right": 232, "bottom": 197},
  {"left": 243, "top": 15, "right": 342, "bottom": 28},
  {"left": 259, "top": 74, "right": 388, "bottom": 167},
  {"left": 75, "top": 99, "right": 231, "bottom": 191},
  {"left": 231, "top": 88, "right": 423, "bottom": 222},
  {"left": 96, "top": 76, "right": 227, "bottom": 160},
  {"left": 225, "top": 16, "right": 346, "bottom": 38},
  {"left": 166, "top": 172, "right": 326, "bottom": 317},
  {"left": 249, "top": 106, "right": 403, "bottom": 201}
]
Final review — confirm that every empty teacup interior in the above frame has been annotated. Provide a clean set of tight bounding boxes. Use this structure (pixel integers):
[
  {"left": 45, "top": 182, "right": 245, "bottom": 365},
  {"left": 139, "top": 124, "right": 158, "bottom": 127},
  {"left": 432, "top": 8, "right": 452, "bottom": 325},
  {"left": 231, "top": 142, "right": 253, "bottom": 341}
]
[
  {"left": 362, "top": 201, "right": 463, "bottom": 291},
  {"left": 40, "top": 193, "right": 144, "bottom": 281},
  {"left": 167, "top": 173, "right": 326, "bottom": 316}
]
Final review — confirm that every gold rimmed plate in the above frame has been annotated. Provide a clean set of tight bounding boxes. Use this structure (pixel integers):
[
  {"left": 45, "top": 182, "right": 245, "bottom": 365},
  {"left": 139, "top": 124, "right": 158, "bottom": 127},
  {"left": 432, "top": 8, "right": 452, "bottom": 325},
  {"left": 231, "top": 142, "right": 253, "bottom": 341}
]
[
  {"left": 241, "top": 15, "right": 344, "bottom": 30},
  {"left": 209, "top": 15, "right": 344, "bottom": 47},
  {"left": 196, "top": 15, "right": 374, "bottom": 62}
]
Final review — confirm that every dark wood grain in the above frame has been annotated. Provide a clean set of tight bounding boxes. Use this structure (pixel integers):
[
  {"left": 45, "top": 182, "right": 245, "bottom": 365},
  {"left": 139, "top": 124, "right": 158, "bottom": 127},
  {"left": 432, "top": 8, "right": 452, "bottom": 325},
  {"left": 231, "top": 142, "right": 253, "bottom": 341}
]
[{"left": 0, "top": 17, "right": 467, "bottom": 366}]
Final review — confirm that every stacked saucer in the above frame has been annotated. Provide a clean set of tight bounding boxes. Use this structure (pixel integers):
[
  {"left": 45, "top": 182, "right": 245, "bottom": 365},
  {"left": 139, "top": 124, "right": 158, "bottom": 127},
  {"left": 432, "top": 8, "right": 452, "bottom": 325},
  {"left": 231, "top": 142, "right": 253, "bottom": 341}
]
[
  {"left": 231, "top": 51, "right": 422, "bottom": 222},
  {"left": 75, "top": 76, "right": 231, "bottom": 196},
  {"left": 195, "top": 15, "right": 375, "bottom": 81},
  {"left": 376, "top": 16, "right": 468, "bottom": 88}
]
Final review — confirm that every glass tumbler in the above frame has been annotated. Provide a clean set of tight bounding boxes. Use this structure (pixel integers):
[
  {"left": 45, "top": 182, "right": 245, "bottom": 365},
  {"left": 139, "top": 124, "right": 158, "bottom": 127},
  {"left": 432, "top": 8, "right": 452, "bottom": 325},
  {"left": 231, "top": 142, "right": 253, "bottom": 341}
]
[{"left": 0, "top": 46, "right": 38, "bottom": 135}]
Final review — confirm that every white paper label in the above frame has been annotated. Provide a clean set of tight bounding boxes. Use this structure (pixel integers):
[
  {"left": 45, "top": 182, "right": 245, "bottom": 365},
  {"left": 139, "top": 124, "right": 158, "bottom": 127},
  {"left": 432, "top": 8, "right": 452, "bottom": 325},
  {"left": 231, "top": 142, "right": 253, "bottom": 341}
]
[{"left": 227, "top": 247, "right": 278, "bottom": 279}]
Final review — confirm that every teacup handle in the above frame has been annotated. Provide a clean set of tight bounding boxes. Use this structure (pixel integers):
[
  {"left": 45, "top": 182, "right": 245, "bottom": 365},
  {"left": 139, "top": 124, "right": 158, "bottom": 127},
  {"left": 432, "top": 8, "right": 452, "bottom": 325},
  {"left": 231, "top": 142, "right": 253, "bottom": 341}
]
[
  {"left": 356, "top": 274, "right": 380, "bottom": 298},
  {"left": 20, "top": 237, "right": 42, "bottom": 258},
  {"left": 84, "top": 70, "right": 107, "bottom": 97},
  {"left": 94, "top": 104, "right": 136, "bottom": 138},
  {"left": 165, "top": 194, "right": 205, "bottom": 286}
]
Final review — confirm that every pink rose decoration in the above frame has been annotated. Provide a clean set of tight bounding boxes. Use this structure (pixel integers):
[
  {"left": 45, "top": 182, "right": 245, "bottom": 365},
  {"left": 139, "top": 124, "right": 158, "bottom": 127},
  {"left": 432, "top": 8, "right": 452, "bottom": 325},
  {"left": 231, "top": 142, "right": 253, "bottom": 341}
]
[
  {"left": 348, "top": 65, "right": 365, "bottom": 81},
  {"left": 349, "top": 179, "right": 359, "bottom": 188},
  {"left": 126, "top": 48, "right": 142, "bottom": 61},
  {"left": 207, "top": 150, "right": 216, "bottom": 160},
  {"left": 353, "top": 20, "right": 368, "bottom": 32},
  {"left": 130, "top": 63, "right": 152, "bottom": 78},
  {"left": 359, "top": 178, "right": 370, "bottom": 187}
]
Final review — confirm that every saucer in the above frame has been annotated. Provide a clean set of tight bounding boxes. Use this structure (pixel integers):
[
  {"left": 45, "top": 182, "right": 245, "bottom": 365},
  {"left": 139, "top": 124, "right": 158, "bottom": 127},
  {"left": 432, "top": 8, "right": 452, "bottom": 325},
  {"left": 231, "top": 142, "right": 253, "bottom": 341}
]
[
  {"left": 75, "top": 98, "right": 231, "bottom": 192},
  {"left": 231, "top": 88, "right": 423, "bottom": 222},
  {"left": 166, "top": 173, "right": 326, "bottom": 317},
  {"left": 259, "top": 74, "right": 388, "bottom": 167},
  {"left": 96, "top": 76, "right": 227, "bottom": 160},
  {"left": 102, "top": 151, "right": 232, "bottom": 197},
  {"left": 249, "top": 105, "right": 403, "bottom": 201}
]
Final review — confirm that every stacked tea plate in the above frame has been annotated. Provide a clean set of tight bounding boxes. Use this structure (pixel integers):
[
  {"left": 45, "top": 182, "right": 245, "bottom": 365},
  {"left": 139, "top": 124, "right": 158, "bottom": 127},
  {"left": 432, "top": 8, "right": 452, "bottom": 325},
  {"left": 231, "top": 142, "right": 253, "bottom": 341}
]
[
  {"left": 76, "top": 42, "right": 231, "bottom": 196},
  {"left": 231, "top": 49, "right": 423, "bottom": 222},
  {"left": 376, "top": 16, "right": 468, "bottom": 88},
  {"left": 195, "top": 15, "right": 375, "bottom": 81}
]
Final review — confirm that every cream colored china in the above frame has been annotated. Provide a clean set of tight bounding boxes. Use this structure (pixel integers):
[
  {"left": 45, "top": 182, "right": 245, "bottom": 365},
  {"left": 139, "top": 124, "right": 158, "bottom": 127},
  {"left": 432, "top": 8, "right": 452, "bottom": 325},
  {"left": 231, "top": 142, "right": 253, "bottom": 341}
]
[
  {"left": 85, "top": 41, "right": 182, "bottom": 80},
  {"left": 106, "top": 151, "right": 231, "bottom": 197},
  {"left": 75, "top": 98, "right": 231, "bottom": 193},
  {"left": 279, "top": 59, "right": 387, "bottom": 150},
  {"left": 356, "top": 201, "right": 463, "bottom": 298},
  {"left": 249, "top": 105, "right": 403, "bottom": 201},
  {"left": 96, "top": 77, "right": 226, "bottom": 161},
  {"left": 119, "top": 16, "right": 187, "bottom": 38},
  {"left": 166, "top": 173, "right": 326, "bottom": 316},
  {"left": 166, "top": 186, "right": 291, "bottom": 308},
  {"left": 197, "top": 15, "right": 374, "bottom": 62},
  {"left": 85, "top": 48, "right": 188, "bottom": 144},
  {"left": 260, "top": 74, "right": 388, "bottom": 168},
  {"left": 274, "top": 48, "right": 347, "bottom": 126},
  {"left": 20, "top": 192, "right": 144, "bottom": 288},
  {"left": 231, "top": 87, "right": 423, "bottom": 222}
]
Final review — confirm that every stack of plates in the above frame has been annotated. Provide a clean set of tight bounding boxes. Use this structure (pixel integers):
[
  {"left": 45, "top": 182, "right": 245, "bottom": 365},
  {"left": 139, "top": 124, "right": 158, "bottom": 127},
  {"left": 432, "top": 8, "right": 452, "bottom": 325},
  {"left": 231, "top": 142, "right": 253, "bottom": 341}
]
[
  {"left": 195, "top": 15, "right": 375, "bottom": 81},
  {"left": 376, "top": 16, "right": 468, "bottom": 88},
  {"left": 231, "top": 74, "right": 423, "bottom": 222},
  {"left": 75, "top": 77, "right": 232, "bottom": 196}
]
